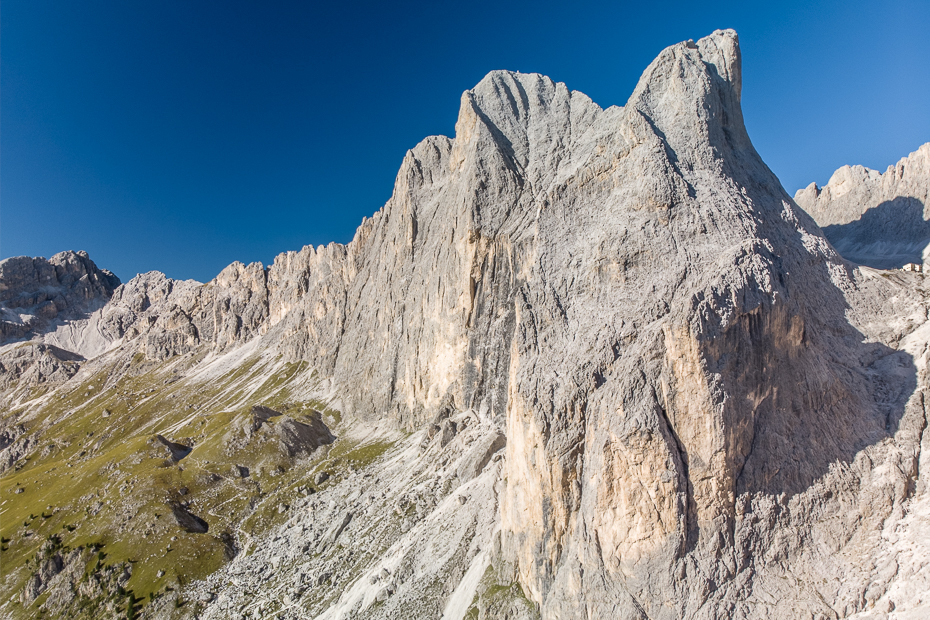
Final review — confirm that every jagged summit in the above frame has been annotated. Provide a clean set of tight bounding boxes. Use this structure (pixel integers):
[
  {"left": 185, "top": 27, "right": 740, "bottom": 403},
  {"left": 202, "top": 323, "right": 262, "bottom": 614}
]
[
  {"left": 795, "top": 142, "right": 930, "bottom": 268},
  {"left": 447, "top": 30, "right": 754, "bottom": 206},
  {"left": 3, "top": 31, "right": 929, "bottom": 620},
  {"left": 0, "top": 250, "right": 120, "bottom": 344}
]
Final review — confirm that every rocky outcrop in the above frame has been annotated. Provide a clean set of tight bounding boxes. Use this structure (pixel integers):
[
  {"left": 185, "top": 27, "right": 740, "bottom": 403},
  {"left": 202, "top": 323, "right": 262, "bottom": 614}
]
[
  {"left": 5, "top": 242, "right": 353, "bottom": 366},
  {"left": 0, "top": 343, "right": 83, "bottom": 392},
  {"left": 153, "top": 434, "right": 192, "bottom": 461},
  {"left": 275, "top": 414, "right": 336, "bottom": 458},
  {"left": 19, "top": 537, "right": 132, "bottom": 618},
  {"left": 3, "top": 28, "right": 929, "bottom": 620},
  {"left": 188, "top": 29, "right": 928, "bottom": 618},
  {"left": 250, "top": 405, "right": 279, "bottom": 431},
  {"left": 0, "top": 251, "right": 120, "bottom": 344},
  {"left": 795, "top": 143, "right": 930, "bottom": 268},
  {"left": 170, "top": 502, "right": 210, "bottom": 534},
  {"left": 223, "top": 407, "right": 335, "bottom": 465},
  {"left": 20, "top": 537, "right": 67, "bottom": 605}
]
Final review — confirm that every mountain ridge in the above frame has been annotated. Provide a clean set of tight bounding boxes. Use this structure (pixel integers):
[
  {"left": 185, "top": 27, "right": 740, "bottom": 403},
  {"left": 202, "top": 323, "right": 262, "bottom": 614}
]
[
  {"left": 795, "top": 142, "right": 930, "bottom": 269},
  {"left": 2, "top": 29, "right": 929, "bottom": 620}
]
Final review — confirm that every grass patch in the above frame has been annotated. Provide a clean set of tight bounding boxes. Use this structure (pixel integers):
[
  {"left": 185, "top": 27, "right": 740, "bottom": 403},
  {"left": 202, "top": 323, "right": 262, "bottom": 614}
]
[{"left": 0, "top": 349, "right": 340, "bottom": 619}]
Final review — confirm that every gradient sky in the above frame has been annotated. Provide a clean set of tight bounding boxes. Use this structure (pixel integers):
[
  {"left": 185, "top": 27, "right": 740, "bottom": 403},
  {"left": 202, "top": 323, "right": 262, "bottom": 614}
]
[{"left": 2, "top": 0, "right": 928, "bottom": 283}]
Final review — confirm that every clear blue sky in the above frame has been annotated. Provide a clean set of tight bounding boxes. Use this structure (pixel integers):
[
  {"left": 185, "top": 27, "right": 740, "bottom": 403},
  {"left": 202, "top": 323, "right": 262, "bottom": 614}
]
[{"left": 2, "top": 0, "right": 928, "bottom": 283}]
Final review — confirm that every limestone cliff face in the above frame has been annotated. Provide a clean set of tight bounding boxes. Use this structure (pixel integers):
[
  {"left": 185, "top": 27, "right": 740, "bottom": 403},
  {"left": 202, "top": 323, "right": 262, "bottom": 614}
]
[
  {"left": 795, "top": 143, "right": 930, "bottom": 268},
  {"left": 0, "top": 251, "right": 120, "bottom": 344},
  {"left": 292, "top": 29, "right": 923, "bottom": 617},
  {"left": 3, "top": 29, "right": 929, "bottom": 620}
]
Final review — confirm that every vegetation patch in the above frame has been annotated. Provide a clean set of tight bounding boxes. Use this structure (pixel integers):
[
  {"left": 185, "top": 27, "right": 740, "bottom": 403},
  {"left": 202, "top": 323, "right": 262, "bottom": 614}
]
[{"left": 0, "top": 350, "right": 340, "bottom": 619}]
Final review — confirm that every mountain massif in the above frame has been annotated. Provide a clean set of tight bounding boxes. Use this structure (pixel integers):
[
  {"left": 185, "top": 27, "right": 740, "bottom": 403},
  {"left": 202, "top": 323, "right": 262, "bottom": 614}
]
[
  {"left": 2, "top": 30, "right": 929, "bottom": 620},
  {"left": 795, "top": 143, "right": 930, "bottom": 270}
]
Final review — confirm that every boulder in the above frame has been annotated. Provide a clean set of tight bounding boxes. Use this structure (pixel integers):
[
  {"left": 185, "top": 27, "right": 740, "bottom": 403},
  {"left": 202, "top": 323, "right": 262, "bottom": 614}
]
[
  {"left": 456, "top": 432, "right": 506, "bottom": 482},
  {"left": 154, "top": 434, "right": 191, "bottom": 461},
  {"left": 274, "top": 412, "right": 335, "bottom": 458},
  {"left": 169, "top": 502, "right": 209, "bottom": 534}
]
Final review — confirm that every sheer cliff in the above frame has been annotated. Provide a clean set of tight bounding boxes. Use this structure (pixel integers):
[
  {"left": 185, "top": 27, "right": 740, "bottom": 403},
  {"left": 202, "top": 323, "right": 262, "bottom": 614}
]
[
  {"left": 794, "top": 143, "right": 930, "bottom": 269},
  {"left": 0, "top": 251, "right": 120, "bottom": 348},
  {"left": 2, "top": 29, "right": 929, "bottom": 620}
]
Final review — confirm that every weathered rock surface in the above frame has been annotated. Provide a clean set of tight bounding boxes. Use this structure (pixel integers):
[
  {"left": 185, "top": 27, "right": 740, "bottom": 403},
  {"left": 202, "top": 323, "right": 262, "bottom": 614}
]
[
  {"left": 224, "top": 406, "right": 335, "bottom": 462},
  {"left": 0, "top": 343, "right": 83, "bottom": 392},
  {"left": 250, "top": 405, "right": 279, "bottom": 431},
  {"left": 0, "top": 251, "right": 120, "bottom": 345},
  {"left": 18, "top": 538, "right": 132, "bottom": 618},
  {"left": 795, "top": 142, "right": 930, "bottom": 268},
  {"left": 0, "top": 252, "right": 120, "bottom": 390},
  {"left": 184, "top": 29, "right": 930, "bottom": 619},
  {"left": 170, "top": 501, "right": 210, "bottom": 534},
  {"left": 2, "top": 28, "right": 930, "bottom": 620},
  {"left": 154, "top": 434, "right": 192, "bottom": 461},
  {"left": 20, "top": 538, "right": 66, "bottom": 604},
  {"left": 274, "top": 413, "right": 335, "bottom": 458}
]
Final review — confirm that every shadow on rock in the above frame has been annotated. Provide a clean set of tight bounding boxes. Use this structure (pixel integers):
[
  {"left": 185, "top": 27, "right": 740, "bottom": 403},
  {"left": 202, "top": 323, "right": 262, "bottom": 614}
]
[
  {"left": 705, "top": 190, "right": 920, "bottom": 505},
  {"left": 170, "top": 501, "right": 209, "bottom": 534},
  {"left": 822, "top": 196, "right": 929, "bottom": 269}
]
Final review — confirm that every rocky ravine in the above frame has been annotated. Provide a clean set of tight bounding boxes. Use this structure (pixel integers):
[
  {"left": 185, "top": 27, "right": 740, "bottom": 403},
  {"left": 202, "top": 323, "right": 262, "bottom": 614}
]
[{"left": 2, "top": 29, "right": 929, "bottom": 620}]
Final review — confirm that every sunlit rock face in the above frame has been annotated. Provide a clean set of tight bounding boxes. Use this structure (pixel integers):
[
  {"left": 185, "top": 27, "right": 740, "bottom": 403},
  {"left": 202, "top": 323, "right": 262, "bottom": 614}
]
[
  {"left": 795, "top": 143, "right": 930, "bottom": 269},
  {"left": 3, "top": 29, "right": 929, "bottom": 620},
  {"left": 0, "top": 251, "right": 120, "bottom": 344}
]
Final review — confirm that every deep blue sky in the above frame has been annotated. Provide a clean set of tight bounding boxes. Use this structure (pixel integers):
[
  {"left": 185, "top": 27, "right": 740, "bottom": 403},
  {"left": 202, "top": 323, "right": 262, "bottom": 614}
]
[{"left": 3, "top": 0, "right": 928, "bottom": 283}]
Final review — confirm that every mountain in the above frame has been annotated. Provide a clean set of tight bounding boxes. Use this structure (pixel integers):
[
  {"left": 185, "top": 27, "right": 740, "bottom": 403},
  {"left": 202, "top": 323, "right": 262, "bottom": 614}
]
[
  {"left": 0, "top": 251, "right": 120, "bottom": 348},
  {"left": 2, "top": 29, "right": 929, "bottom": 620},
  {"left": 795, "top": 143, "right": 930, "bottom": 269}
]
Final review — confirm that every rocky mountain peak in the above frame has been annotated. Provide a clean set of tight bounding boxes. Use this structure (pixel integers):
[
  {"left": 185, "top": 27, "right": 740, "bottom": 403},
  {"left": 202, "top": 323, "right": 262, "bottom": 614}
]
[
  {"left": 627, "top": 29, "right": 758, "bottom": 180},
  {"left": 0, "top": 250, "right": 120, "bottom": 344},
  {"left": 3, "top": 30, "right": 929, "bottom": 620}
]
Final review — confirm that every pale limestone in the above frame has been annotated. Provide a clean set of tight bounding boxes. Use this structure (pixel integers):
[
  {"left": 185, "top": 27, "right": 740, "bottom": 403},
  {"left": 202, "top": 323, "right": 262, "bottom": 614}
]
[
  {"left": 2, "top": 29, "right": 929, "bottom": 620},
  {"left": 795, "top": 143, "right": 930, "bottom": 269}
]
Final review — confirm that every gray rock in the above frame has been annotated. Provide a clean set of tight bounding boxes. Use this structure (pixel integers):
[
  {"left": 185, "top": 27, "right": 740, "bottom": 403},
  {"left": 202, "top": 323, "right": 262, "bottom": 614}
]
[
  {"left": 456, "top": 431, "right": 505, "bottom": 483},
  {"left": 169, "top": 501, "right": 209, "bottom": 534},
  {"left": 0, "top": 251, "right": 120, "bottom": 346},
  {"left": 321, "top": 512, "right": 352, "bottom": 548},
  {"left": 274, "top": 412, "right": 335, "bottom": 458},
  {"left": 0, "top": 343, "right": 83, "bottom": 398},
  {"left": 4, "top": 28, "right": 930, "bottom": 620},
  {"left": 438, "top": 419, "right": 457, "bottom": 447},
  {"left": 250, "top": 405, "right": 279, "bottom": 432},
  {"left": 154, "top": 434, "right": 192, "bottom": 461},
  {"left": 20, "top": 539, "right": 65, "bottom": 604},
  {"left": 795, "top": 143, "right": 930, "bottom": 269}
]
